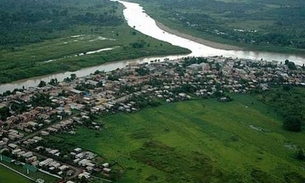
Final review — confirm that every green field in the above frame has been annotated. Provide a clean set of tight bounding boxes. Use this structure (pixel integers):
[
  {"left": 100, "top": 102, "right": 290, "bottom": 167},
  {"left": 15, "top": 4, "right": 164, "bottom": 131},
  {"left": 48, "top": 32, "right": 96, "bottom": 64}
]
[
  {"left": 50, "top": 95, "right": 305, "bottom": 182},
  {"left": 0, "top": 165, "right": 32, "bottom": 183},
  {"left": 0, "top": 0, "right": 190, "bottom": 84},
  {"left": 0, "top": 162, "right": 58, "bottom": 183},
  {"left": 0, "top": 23, "right": 189, "bottom": 84}
]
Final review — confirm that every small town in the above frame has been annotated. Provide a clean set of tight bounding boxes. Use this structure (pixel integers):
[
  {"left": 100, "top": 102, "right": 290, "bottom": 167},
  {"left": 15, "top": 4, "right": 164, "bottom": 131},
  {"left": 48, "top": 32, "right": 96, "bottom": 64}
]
[{"left": 0, "top": 56, "right": 305, "bottom": 183}]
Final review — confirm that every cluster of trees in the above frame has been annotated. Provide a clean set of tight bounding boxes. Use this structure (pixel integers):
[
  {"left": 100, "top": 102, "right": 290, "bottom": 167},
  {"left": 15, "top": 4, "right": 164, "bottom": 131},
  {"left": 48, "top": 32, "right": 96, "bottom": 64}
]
[
  {"left": 63, "top": 74, "right": 77, "bottom": 83},
  {"left": 182, "top": 57, "right": 207, "bottom": 67},
  {"left": 72, "top": 12, "right": 122, "bottom": 26},
  {"left": 30, "top": 93, "right": 58, "bottom": 108},
  {"left": 130, "top": 95, "right": 161, "bottom": 109},
  {"left": 0, "top": 106, "right": 10, "bottom": 121},
  {"left": 49, "top": 78, "right": 59, "bottom": 86},
  {"left": 0, "top": 100, "right": 29, "bottom": 121},
  {"left": 75, "top": 83, "right": 96, "bottom": 92},
  {"left": 135, "top": 67, "right": 150, "bottom": 76},
  {"left": 107, "top": 72, "right": 120, "bottom": 81},
  {"left": 0, "top": 0, "right": 123, "bottom": 49},
  {"left": 38, "top": 81, "right": 47, "bottom": 88},
  {"left": 37, "top": 78, "right": 59, "bottom": 87},
  {"left": 285, "top": 60, "right": 297, "bottom": 70},
  {"left": 172, "top": 84, "right": 196, "bottom": 94},
  {"left": 259, "top": 87, "right": 304, "bottom": 132},
  {"left": 283, "top": 115, "right": 302, "bottom": 132},
  {"left": 130, "top": 40, "right": 148, "bottom": 48},
  {"left": 119, "top": 85, "right": 136, "bottom": 94}
]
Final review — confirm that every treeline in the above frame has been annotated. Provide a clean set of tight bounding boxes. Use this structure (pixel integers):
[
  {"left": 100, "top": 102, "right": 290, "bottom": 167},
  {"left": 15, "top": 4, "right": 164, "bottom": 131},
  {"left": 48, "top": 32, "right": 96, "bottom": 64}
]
[
  {"left": 0, "top": 0, "right": 123, "bottom": 48},
  {"left": 138, "top": 0, "right": 305, "bottom": 50}
]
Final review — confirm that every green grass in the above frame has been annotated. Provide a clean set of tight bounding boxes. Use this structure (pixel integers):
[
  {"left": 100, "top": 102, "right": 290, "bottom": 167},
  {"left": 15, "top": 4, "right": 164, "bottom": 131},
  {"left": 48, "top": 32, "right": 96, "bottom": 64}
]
[
  {"left": 0, "top": 165, "right": 33, "bottom": 183},
  {"left": 0, "top": 5, "right": 190, "bottom": 84},
  {"left": 51, "top": 95, "right": 305, "bottom": 182},
  {"left": 0, "top": 162, "right": 59, "bottom": 183}
]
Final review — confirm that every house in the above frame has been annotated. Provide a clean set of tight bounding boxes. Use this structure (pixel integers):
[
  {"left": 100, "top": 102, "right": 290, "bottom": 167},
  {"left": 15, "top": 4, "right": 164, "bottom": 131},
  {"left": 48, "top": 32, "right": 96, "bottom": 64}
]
[
  {"left": 39, "top": 158, "right": 53, "bottom": 167},
  {"left": 70, "top": 89, "right": 83, "bottom": 95},
  {"left": 58, "top": 165, "right": 68, "bottom": 171},
  {"left": 102, "top": 163, "right": 109, "bottom": 168},
  {"left": 40, "top": 131, "right": 49, "bottom": 136},
  {"left": 78, "top": 171, "right": 90, "bottom": 179},
  {"left": 103, "top": 168, "right": 111, "bottom": 173},
  {"left": 22, "top": 152, "right": 33, "bottom": 158},
  {"left": 78, "top": 159, "right": 90, "bottom": 167},
  {"left": 12, "top": 149, "right": 21, "bottom": 155},
  {"left": 8, "top": 143, "right": 18, "bottom": 149},
  {"left": 74, "top": 148, "right": 82, "bottom": 153}
]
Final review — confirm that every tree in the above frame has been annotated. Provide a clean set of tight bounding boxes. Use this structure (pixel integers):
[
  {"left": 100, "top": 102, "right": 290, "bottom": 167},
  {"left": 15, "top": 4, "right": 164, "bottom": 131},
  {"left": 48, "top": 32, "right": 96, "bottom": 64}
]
[
  {"left": 287, "top": 61, "right": 297, "bottom": 70},
  {"left": 38, "top": 80, "right": 46, "bottom": 87},
  {"left": 216, "top": 63, "right": 221, "bottom": 71},
  {"left": 30, "top": 93, "right": 54, "bottom": 107},
  {"left": 70, "top": 74, "right": 77, "bottom": 80},
  {"left": 48, "top": 78, "right": 59, "bottom": 86},
  {"left": 0, "top": 106, "right": 10, "bottom": 120},
  {"left": 80, "top": 176, "right": 88, "bottom": 183},
  {"left": 283, "top": 115, "right": 302, "bottom": 132},
  {"left": 1, "top": 149, "right": 10, "bottom": 156}
]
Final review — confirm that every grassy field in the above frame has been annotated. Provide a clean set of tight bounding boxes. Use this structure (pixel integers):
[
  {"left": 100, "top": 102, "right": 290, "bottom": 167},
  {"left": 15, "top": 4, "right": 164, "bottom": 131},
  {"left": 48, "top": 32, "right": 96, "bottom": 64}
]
[
  {"left": 0, "top": 23, "right": 189, "bottom": 84},
  {"left": 50, "top": 95, "right": 305, "bottom": 182},
  {"left": 0, "top": 2, "right": 190, "bottom": 84},
  {"left": 0, "top": 165, "right": 32, "bottom": 183},
  {"left": 0, "top": 162, "right": 58, "bottom": 183}
]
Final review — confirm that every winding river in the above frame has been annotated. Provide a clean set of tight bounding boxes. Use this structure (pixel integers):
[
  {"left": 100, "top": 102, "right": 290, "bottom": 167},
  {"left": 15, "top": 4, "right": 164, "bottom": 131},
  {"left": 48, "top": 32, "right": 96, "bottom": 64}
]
[{"left": 1, "top": 0, "right": 305, "bottom": 94}]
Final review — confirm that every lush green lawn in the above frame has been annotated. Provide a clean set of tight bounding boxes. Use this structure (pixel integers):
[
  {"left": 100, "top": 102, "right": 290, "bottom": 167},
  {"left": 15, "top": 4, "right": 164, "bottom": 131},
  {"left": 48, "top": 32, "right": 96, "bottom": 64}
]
[
  {"left": 0, "top": 165, "right": 32, "bottom": 183},
  {"left": 51, "top": 95, "right": 305, "bottom": 182}
]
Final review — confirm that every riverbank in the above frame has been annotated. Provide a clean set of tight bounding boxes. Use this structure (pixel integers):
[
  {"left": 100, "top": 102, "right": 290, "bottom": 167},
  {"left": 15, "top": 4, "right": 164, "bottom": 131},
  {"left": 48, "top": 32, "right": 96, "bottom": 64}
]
[
  {"left": 156, "top": 18, "right": 305, "bottom": 55},
  {"left": 119, "top": 0, "right": 305, "bottom": 64},
  {"left": 156, "top": 21, "right": 243, "bottom": 51},
  {"left": 0, "top": 53, "right": 187, "bottom": 94},
  {"left": 127, "top": 0, "right": 305, "bottom": 56}
]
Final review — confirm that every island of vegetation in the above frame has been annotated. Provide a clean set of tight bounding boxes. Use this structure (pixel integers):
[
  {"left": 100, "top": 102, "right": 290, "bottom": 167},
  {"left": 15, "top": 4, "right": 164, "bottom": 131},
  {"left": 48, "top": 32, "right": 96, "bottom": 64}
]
[
  {"left": 0, "top": 0, "right": 190, "bottom": 84},
  {"left": 0, "top": 56, "right": 305, "bottom": 183},
  {"left": 126, "top": 0, "right": 305, "bottom": 54}
]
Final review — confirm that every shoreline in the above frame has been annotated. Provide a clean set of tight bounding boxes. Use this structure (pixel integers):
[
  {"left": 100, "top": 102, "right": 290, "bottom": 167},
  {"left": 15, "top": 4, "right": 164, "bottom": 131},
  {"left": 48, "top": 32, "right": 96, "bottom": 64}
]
[
  {"left": 155, "top": 21, "right": 244, "bottom": 51},
  {"left": 0, "top": 52, "right": 189, "bottom": 94}
]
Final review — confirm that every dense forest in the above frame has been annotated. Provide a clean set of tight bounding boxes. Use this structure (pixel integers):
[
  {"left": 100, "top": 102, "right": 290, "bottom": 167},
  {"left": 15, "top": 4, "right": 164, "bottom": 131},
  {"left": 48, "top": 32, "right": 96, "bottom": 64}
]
[
  {"left": 129, "top": 0, "right": 305, "bottom": 52},
  {"left": 0, "top": 0, "right": 123, "bottom": 49}
]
